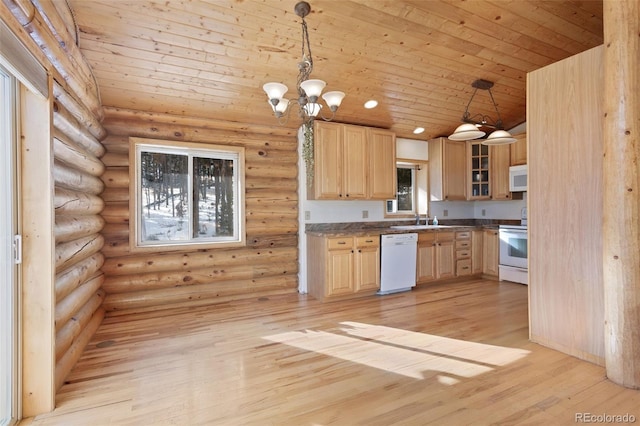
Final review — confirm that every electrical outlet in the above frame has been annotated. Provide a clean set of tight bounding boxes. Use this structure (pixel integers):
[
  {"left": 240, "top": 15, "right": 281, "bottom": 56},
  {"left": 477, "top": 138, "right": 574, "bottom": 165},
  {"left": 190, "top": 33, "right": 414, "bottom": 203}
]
[
  {"left": 362, "top": 210, "right": 369, "bottom": 219},
  {"left": 482, "top": 209, "right": 486, "bottom": 216},
  {"left": 443, "top": 209, "right": 448, "bottom": 217},
  {"left": 304, "top": 211, "right": 310, "bottom": 220}
]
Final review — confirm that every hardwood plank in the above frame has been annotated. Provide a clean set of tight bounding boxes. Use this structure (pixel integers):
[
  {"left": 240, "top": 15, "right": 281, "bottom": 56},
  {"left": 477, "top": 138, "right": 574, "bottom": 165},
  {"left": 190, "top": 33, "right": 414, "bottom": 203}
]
[{"left": 22, "top": 280, "right": 640, "bottom": 425}]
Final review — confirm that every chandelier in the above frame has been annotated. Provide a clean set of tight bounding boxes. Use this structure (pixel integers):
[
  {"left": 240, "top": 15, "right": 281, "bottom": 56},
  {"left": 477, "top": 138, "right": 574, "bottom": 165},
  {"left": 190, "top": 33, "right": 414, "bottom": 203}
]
[
  {"left": 262, "top": 1, "right": 345, "bottom": 126},
  {"left": 448, "top": 79, "right": 516, "bottom": 145}
]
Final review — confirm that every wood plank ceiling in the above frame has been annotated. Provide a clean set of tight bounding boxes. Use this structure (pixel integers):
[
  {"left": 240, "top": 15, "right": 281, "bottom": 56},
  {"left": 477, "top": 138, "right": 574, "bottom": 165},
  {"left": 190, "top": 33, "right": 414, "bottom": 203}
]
[{"left": 67, "top": 0, "right": 604, "bottom": 140}]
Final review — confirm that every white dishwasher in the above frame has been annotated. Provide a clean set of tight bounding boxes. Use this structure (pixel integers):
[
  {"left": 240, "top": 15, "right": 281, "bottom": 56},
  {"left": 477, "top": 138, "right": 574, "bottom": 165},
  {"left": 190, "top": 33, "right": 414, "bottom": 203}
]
[{"left": 378, "top": 233, "right": 418, "bottom": 295}]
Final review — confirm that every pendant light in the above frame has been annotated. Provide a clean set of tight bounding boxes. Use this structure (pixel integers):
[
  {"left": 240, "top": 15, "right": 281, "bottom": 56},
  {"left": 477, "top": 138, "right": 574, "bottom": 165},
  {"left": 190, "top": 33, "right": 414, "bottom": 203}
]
[
  {"left": 448, "top": 79, "right": 516, "bottom": 145},
  {"left": 262, "top": 2, "right": 345, "bottom": 126}
]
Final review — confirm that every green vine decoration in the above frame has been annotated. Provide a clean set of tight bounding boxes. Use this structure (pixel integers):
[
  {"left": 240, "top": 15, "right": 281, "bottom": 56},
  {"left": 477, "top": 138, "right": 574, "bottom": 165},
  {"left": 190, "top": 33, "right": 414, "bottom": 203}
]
[{"left": 302, "top": 121, "right": 314, "bottom": 185}]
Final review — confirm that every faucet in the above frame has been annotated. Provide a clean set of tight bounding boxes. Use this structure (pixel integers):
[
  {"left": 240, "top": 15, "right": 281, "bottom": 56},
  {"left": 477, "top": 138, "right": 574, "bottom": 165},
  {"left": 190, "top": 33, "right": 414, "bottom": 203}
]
[{"left": 415, "top": 212, "right": 421, "bottom": 225}]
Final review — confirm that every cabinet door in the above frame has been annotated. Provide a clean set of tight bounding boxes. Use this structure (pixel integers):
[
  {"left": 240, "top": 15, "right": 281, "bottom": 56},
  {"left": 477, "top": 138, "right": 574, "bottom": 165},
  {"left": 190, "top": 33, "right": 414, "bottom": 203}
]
[
  {"left": 355, "top": 241, "right": 380, "bottom": 292},
  {"left": 343, "top": 126, "right": 368, "bottom": 199},
  {"left": 490, "top": 144, "right": 511, "bottom": 200},
  {"left": 311, "top": 121, "right": 342, "bottom": 199},
  {"left": 368, "top": 128, "right": 397, "bottom": 199},
  {"left": 471, "top": 230, "right": 483, "bottom": 274},
  {"left": 443, "top": 140, "right": 467, "bottom": 200},
  {"left": 483, "top": 230, "right": 499, "bottom": 277},
  {"left": 437, "top": 239, "right": 456, "bottom": 279},
  {"left": 327, "top": 247, "right": 354, "bottom": 296},
  {"left": 417, "top": 242, "right": 437, "bottom": 282},
  {"left": 468, "top": 141, "right": 491, "bottom": 200},
  {"left": 510, "top": 133, "right": 527, "bottom": 165}
]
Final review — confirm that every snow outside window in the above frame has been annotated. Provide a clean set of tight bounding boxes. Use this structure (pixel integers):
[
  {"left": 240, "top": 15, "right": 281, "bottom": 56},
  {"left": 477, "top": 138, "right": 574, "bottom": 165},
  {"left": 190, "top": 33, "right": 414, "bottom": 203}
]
[{"left": 132, "top": 138, "right": 245, "bottom": 249}]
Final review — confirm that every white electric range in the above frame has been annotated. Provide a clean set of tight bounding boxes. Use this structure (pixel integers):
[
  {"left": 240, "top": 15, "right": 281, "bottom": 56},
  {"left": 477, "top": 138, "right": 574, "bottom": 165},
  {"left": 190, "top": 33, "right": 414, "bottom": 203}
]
[{"left": 498, "top": 207, "right": 528, "bottom": 285}]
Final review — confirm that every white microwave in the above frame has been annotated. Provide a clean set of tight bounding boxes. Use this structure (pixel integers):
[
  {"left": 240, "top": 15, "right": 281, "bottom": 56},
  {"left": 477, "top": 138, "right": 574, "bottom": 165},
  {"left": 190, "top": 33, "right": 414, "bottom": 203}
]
[{"left": 509, "top": 165, "right": 528, "bottom": 192}]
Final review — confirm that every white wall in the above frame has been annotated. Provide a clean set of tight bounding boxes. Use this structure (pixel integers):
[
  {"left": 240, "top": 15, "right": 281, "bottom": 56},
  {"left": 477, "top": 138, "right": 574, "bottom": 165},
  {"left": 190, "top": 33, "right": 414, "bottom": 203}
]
[{"left": 429, "top": 195, "right": 527, "bottom": 221}]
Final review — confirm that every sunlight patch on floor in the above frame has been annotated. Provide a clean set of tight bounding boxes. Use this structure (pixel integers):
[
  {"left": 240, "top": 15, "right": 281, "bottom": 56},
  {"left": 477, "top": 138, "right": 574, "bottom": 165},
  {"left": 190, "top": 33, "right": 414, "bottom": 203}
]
[{"left": 263, "top": 322, "right": 530, "bottom": 382}]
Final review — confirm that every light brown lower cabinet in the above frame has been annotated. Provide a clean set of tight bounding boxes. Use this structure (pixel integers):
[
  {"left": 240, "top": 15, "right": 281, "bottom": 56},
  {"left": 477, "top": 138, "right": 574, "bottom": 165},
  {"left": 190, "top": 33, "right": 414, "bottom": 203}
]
[
  {"left": 455, "top": 231, "right": 472, "bottom": 276},
  {"left": 417, "top": 231, "right": 455, "bottom": 283},
  {"left": 307, "top": 234, "right": 380, "bottom": 301},
  {"left": 482, "top": 229, "right": 500, "bottom": 278}
]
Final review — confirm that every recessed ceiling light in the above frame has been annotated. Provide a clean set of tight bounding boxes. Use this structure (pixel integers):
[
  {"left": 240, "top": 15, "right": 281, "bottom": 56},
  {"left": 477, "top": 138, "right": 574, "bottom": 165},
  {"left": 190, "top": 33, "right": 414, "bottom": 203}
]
[
  {"left": 413, "top": 127, "right": 425, "bottom": 134},
  {"left": 364, "top": 100, "right": 378, "bottom": 109}
]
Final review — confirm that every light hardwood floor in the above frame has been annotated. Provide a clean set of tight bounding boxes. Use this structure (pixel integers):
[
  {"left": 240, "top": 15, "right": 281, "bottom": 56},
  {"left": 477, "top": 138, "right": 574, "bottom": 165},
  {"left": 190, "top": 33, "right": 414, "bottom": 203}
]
[{"left": 23, "top": 279, "right": 640, "bottom": 425}]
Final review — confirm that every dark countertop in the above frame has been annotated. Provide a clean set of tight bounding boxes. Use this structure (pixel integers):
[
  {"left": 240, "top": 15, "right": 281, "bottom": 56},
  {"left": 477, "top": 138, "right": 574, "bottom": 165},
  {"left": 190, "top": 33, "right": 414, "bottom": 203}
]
[{"left": 305, "top": 220, "right": 510, "bottom": 237}]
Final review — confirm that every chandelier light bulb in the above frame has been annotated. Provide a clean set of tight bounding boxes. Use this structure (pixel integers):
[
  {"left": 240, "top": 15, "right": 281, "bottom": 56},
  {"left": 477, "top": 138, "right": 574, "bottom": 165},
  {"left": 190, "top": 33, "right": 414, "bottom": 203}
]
[
  {"left": 272, "top": 98, "right": 290, "bottom": 118},
  {"left": 322, "top": 91, "right": 346, "bottom": 111},
  {"left": 300, "top": 79, "right": 326, "bottom": 101},
  {"left": 263, "top": 82, "right": 288, "bottom": 103},
  {"left": 304, "top": 102, "right": 323, "bottom": 117}
]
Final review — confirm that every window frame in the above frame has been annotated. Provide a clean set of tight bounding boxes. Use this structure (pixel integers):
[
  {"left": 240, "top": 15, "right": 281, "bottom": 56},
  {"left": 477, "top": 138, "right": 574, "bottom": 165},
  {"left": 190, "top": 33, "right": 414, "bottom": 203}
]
[
  {"left": 395, "top": 164, "right": 417, "bottom": 214},
  {"left": 385, "top": 160, "right": 429, "bottom": 219},
  {"left": 129, "top": 137, "right": 245, "bottom": 252}
]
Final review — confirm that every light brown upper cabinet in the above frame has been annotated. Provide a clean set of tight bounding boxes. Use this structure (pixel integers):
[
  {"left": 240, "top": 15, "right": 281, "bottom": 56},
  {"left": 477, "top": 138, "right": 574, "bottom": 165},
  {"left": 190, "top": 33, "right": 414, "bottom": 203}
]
[
  {"left": 490, "top": 144, "right": 512, "bottom": 200},
  {"left": 510, "top": 133, "right": 527, "bottom": 166},
  {"left": 309, "top": 121, "right": 396, "bottom": 200},
  {"left": 428, "top": 137, "right": 467, "bottom": 201},
  {"left": 467, "top": 141, "right": 490, "bottom": 200},
  {"left": 368, "top": 128, "right": 396, "bottom": 199}
]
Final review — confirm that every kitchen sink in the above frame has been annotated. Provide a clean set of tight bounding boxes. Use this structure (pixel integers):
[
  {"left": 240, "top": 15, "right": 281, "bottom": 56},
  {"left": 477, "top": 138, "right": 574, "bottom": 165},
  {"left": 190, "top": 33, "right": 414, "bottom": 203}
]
[{"left": 390, "top": 225, "right": 456, "bottom": 230}]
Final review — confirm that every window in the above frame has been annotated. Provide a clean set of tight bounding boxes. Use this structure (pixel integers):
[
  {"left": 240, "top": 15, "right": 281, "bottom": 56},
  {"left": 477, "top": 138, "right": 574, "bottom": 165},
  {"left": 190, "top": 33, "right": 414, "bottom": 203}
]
[
  {"left": 396, "top": 166, "right": 415, "bottom": 213},
  {"left": 131, "top": 138, "right": 245, "bottom": 249},
  {"left": 386, "top": 161, "right": 429, "bottom": 217}
]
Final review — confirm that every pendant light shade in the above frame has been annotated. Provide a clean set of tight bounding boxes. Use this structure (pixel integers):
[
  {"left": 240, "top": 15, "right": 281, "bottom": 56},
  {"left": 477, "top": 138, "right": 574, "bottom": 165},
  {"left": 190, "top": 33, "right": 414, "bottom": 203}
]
[
  {"left": 322, "top": 91, "right": 346, "bottom": 111},
  {"left": 304, "top": 102, "right": 322, "bottom": 117},
  {"left": 448, "top": 123, "right": 486, "bottom": 141},
  {"left": 263, "top": 82, "right": 288, "bottom": 103},
  {"left": 299, "top": 79, "right": 326, "bottom": 101},
  {"left": 482, "top": 129, "right": 517, "bottom": 145}
]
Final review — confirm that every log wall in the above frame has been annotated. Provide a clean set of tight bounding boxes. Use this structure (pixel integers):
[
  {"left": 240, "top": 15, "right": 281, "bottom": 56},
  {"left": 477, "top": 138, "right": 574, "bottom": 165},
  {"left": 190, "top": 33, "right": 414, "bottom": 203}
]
[
  {"left": 3, "top": 0, "right": 109, "bottom": 400},
  {"left": 100, "top": 107, "right": 299, "bottom": 316},
  {"left": 52, "top": 83, "right": 107, "bottom": 390}
]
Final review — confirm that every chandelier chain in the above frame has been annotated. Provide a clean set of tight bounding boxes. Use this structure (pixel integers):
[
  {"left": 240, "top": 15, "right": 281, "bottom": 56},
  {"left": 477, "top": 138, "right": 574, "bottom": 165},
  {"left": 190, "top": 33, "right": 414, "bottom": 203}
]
[{"left": 297, "top": 17, "right": 313, "bottom": 98}]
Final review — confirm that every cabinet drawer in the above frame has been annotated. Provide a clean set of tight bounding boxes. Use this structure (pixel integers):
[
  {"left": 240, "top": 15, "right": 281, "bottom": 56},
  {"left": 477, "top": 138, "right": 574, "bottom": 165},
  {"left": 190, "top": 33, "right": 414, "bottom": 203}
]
[
  {"left": 418, "top": 232, "right": 437, "bottom": 244},
  {"left": 456, "top": 240, "right": 471, "bottom": 250},
  {"left": 327, "top": 237, "right": 354, "bottom": 250},
  {"left": 456, "top": 231, "right": 471, "bottom": 240},
  {"left": 456, "top": 259, "right": 472, "bottom": 276},
  {"left": 456, "top": 249, "right": 471, "bottom": 259},
  {"left": 437, "top": 231, "right": 455, "bottom": 242},
  {"left": 356, "top": 236, "right": 379, "bottom": 248}
]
